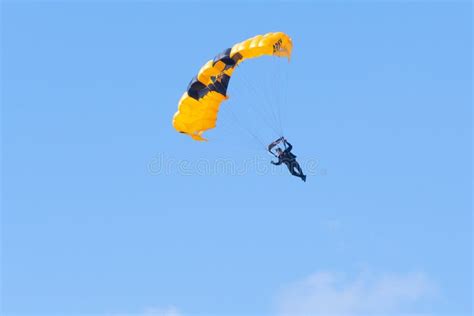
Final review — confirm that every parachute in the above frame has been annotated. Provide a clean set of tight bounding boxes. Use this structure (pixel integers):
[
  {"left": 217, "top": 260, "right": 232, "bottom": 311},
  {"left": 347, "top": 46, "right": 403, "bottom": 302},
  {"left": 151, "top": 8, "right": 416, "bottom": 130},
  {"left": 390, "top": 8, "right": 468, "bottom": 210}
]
[{"left": 173, "top": 32, "right": 293, "bottom": 141}]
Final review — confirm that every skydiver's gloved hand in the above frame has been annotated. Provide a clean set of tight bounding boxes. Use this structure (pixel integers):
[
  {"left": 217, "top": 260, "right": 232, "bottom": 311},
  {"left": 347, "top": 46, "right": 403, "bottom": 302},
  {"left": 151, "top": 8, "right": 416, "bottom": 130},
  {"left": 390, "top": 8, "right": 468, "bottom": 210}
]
[{"left": 271, "top": 161, "right": 277, "bottom": 165}]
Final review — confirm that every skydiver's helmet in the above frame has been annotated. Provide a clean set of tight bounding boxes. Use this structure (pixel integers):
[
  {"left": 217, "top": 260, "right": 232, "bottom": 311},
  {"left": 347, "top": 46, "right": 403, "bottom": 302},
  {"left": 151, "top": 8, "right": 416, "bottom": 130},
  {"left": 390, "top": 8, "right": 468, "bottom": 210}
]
[{"left": 276, "top": 148, "right": 283, "bottom": 155}]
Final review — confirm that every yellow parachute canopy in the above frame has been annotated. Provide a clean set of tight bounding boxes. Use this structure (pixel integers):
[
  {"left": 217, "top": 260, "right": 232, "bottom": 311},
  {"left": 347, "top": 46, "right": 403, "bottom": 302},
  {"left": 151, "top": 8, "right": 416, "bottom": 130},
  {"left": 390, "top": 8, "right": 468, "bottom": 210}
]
[{"left": 173, "top": 32, "right": 293, "bottom": 141}]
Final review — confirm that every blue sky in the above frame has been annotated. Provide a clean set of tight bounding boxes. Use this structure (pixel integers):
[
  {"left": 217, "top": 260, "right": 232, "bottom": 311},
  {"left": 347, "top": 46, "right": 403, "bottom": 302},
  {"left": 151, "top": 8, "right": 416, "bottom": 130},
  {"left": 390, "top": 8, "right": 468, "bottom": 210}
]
[{"left": 1, "top": 1, "right": 472, "bottom": 316}]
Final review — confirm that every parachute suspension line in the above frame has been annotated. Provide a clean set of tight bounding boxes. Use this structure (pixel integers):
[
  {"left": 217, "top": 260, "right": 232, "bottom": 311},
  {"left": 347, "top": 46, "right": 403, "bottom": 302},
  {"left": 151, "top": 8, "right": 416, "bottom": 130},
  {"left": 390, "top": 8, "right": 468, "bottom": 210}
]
[
  {"left": 283, "top": 58, "right": 289, "bottom": 134},
  {"left": 193, "top": 97, "right": 260, "bottom": 151},
  {"left": 269, "top": 57, "right": 284, "bottom": 137},
  {"left": 255, "top": 59, "right": 280, "bottom": 133},
  {"left": 234, "top": 70, "right": 280, "bottom": 137},
  {"left": 207, "top": 79, "right": 268, "bottom": 150},
  {"left": 275, "top": 58, "right": 283, "bottom": 136},
  {"left": 204, "top": 78, "right": 268, "bottom": 150},
  {"left": 238, "top": 64, "right": 271, "bottom": 122},
  {"left": 272, "top": 57, "right": 285, "bottom": 137},
  {"left": 275, "top": 56, "right": 287, "bottom": 137},
  {"left": 261, "top": 61, "right": 282, "bottom": 135},
  {"left": 249, "top": 62, "right": 282, "bottom": 137},
  {"left": 226, "top": 102, "right": 268, "bottom": 151},
  {"left": 237, "top": 58, "right": 286, "bottom": 138},
  {"left": 202, "top": 82, "right": 252, "bottom": 144},
  {"left": 209, "top": 56, "right": 289, "bottom": 149},
  {"left": 271, "top": 58, "right": 283, "bottom": 136},
  {"left": 234, "top": 63, "right": 282, "bottom": 138},
  {"left": 213, "top": 102, "right": 265, "bottom": 151}
]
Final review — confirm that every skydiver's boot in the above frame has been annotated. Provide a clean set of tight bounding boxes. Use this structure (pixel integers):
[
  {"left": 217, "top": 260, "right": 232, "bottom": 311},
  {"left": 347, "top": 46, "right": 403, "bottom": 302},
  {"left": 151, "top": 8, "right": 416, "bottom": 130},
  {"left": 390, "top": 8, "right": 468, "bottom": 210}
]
[{"left": 290, "top": 167, "right": 306, "bottom": 182}]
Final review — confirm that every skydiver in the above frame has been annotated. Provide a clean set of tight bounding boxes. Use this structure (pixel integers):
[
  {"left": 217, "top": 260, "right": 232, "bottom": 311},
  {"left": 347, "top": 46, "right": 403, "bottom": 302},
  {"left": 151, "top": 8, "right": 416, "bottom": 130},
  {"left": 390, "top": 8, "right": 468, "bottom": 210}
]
[{"left": 271, "top": 138, "right": 306, "bottom": 182}]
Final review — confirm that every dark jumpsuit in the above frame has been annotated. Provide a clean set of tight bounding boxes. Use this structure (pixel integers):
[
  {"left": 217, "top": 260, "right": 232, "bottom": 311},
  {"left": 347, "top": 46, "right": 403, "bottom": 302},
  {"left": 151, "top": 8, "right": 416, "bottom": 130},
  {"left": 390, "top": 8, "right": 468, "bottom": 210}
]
[{"left": 271, "top": 141, "right": 305, "bottom": 179}]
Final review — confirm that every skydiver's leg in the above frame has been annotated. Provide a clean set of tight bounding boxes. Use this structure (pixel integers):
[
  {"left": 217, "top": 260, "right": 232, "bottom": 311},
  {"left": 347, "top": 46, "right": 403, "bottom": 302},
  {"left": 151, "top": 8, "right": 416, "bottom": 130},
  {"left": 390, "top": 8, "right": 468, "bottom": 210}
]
[
  {"left": 294, "top": 161, "right": 306, "bottom": 181},
  {"left": 287, "top": 162, "right": 304, "bottom": 179},
  {"left": 294, "top": 161, "right": 305, "bottom": 176},
  {"left": 286, "top": 164, "right": 297, "bottom": 176}
]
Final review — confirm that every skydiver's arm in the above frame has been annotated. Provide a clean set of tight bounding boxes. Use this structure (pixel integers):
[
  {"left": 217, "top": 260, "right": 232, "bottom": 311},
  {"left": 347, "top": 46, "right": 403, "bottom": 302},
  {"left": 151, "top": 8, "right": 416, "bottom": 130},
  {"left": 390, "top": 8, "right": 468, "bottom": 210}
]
[
  {"left": 271, "top": 159, "right": 282, "bottom": 165},
  {"left": 284, "top": 141, "right": 293, "bottom": 152}
]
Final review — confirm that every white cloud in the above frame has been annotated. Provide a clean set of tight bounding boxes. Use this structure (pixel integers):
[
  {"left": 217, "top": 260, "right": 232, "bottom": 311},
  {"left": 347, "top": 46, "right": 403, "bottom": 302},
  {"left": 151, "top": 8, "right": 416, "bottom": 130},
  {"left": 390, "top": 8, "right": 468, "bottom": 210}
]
[
  {"left": 142, "top": 306, "right": 181, "bottom": 316},
  {"left": 276, "top": 271, "right": 437, "bottom": 316}
]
